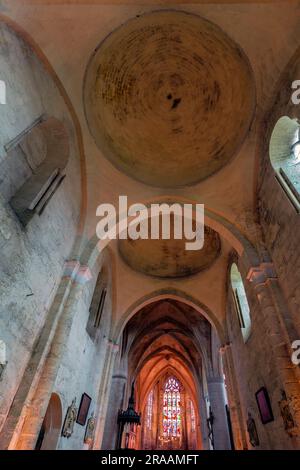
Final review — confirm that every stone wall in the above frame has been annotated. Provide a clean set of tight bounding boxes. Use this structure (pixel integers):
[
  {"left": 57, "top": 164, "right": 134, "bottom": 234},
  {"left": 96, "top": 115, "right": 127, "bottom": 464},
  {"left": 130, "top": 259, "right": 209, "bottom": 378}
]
[
  {"left": 53, "top": 254, "right": 113, "bottom": 450},
  {"left": 257, "top": 48, "right": 300, "bottom": 335},
  {"left": 225, "top": 259, "right": 298, "bottom": 450},
  {"left": 0, "top": 21, "right": 81, "bottom": 433}
]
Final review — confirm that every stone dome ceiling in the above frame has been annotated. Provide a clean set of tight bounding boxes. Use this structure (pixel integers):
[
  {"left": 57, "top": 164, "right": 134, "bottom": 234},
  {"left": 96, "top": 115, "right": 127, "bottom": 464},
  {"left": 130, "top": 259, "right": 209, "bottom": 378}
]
[
  {"left": 118, "top": 226, "right": 221, "bottom": 278},
  {"left": 84, "top": 10, "right": 255, "bottom": 188}
]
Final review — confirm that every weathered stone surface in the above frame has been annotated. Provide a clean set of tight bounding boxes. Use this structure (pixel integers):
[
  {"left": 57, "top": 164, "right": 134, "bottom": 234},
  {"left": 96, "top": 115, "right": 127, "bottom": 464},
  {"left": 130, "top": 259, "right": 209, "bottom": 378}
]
[
  {"left": 119, "top": 225, "right": 221, "bottom": 278},
  {"left": 84, "top": 10, "right": 255, "bottom": 187}
]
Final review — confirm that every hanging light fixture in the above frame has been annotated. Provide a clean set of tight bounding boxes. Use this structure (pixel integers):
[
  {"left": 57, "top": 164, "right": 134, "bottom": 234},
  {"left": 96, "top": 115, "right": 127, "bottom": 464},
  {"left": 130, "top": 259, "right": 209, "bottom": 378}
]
[{"left": 117, "top": 382, "right": 141, "bottom": 449}]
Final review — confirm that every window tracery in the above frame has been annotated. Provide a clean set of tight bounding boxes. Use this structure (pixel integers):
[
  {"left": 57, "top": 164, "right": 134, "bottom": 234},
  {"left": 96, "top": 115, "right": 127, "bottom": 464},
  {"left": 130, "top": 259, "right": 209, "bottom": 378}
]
[{"left": 162, "top": 377, "right": 181, "bottom": 438}]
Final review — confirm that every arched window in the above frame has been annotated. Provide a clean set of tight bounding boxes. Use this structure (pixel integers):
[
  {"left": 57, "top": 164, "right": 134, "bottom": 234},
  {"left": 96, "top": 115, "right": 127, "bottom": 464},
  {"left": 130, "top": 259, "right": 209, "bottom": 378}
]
[
  {"left": 146, "top": 389, "right": 154, "bottom": 430},
  {"left": 163, "top": 376, "right": 181, "bottom": 438},
  {"left": 269, "top": 116, "right": 300, "bottom": 210},
  {"left": 230, "top": 263, "right": 251, "bottom": 342}
]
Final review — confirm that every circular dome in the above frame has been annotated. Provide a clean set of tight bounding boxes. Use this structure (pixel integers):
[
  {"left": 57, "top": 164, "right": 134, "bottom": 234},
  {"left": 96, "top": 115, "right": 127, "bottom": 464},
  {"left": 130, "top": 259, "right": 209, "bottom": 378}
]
[
  {"left": 84, "top": 10, "right": 255, "bottom": 188},
  {"left": 118, "top": 226, "right": 221, "bottom": 278}
]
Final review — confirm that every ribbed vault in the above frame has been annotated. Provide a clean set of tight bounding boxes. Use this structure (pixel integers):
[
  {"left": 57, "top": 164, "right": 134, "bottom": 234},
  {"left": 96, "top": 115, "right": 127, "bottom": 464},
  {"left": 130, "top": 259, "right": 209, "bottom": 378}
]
[{"left": 119, "top": 299, "right": 215, "bottom": 449}]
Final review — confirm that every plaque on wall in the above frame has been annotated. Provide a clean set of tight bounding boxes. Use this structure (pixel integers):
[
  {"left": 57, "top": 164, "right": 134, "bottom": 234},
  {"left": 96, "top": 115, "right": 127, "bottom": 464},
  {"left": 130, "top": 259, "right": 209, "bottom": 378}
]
[
  {"left": 76, "top": 393, "right": 92, "bottom": 426},
  {"left": 255, "top": 387, "right": 274, "bottom": 424}
]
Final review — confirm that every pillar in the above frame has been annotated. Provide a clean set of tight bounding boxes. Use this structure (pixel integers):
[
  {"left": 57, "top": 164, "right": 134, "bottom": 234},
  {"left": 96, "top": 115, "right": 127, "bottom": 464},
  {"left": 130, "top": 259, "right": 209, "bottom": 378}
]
[
  {"left": 101, "top": 370, "right": 128, "bottom": 449},
  {"left": 207, "top": 377, "right": 231, "bottom": 450},
  {"left": 219, "top": 343, "right": 248, "bottom": 450},
  {"left": 93, "top": 340, "right": 119, "bottom": 449},
  {"left": 247, "top": 262, "right": 300, "bottom": 445},
  {"left": 3, "top": 261, "right": 92, "bottom": 450}
]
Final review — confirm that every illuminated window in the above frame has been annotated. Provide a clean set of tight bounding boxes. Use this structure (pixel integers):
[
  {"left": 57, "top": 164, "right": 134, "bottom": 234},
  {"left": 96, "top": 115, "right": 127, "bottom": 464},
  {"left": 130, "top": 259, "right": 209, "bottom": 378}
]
[
  {"left": 292, "top": 139, "right": 300, "bottom": 162},
  {"left": 146, "top": 389, "right": 153, "bottom": 429},
  {"left": 269, "top": 116, "right": 300, "bottom": 210},
  {"left": 163, "top": 377, "right": 181, "bottom": 437},
  {"left": 190, "top": 400, "right": 196, "bottom": 433}
]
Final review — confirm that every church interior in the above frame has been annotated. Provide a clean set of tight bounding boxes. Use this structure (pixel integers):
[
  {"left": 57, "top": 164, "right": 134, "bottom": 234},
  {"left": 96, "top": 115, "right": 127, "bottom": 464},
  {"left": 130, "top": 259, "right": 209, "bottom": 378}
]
[{"left": 0, "top": 0, "right": 300, "bottom": 451}]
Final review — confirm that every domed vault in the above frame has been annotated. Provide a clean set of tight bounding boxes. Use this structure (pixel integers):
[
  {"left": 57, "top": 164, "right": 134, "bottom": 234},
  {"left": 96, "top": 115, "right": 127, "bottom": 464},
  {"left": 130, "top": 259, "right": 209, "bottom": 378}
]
[
  {"left": 118, "top": 225, "right": 221, "bottom": 278},
  {"left": 84, "top": 10, "right": 255, "bottom": 188}
]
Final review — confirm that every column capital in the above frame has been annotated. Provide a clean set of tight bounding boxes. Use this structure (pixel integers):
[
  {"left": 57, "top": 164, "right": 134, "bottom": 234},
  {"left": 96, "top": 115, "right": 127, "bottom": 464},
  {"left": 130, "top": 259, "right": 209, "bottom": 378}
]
[
  {"left": 219, "top": 342, "right": 231, "bottom": 354},
  {"left": 112, "top": 374, "right": 127, "bottom": 381},
  {"left": 246, "top": 262, "right": 277, "bottom": 286},
  {"left": 107, "top": 340, "right": 119, "bottom": 353},
  {"left": 63, "top": 260, "right": 92, "bottom": 285}
]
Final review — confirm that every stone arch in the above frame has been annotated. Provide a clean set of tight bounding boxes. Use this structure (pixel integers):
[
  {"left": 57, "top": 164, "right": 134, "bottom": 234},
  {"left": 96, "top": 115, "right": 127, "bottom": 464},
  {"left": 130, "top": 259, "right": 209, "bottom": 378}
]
[
  {"left": 132, "top": 331, "right": 208, "bottom": 379},
  {"left": 79, "top": 198, "right": 260, "bottom": 274},
  {"left": 139, "top": 361, "right": 200, "bottom": 414},
  {"left": 103, "top": 292, "right": 227, "bottom": 450},
  {"left": 35, "top": 393, "right": 62, "bottom": 450},
  {"left": 113, "top": 288, "right": 225, "bottom": 345}
]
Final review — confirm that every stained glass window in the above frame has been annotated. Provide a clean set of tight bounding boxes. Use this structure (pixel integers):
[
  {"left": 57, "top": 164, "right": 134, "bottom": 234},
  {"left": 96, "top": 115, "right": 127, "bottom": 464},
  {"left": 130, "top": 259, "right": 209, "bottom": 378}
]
[
  {"left": 162, "top": 377, "right": 181, "bottom": 437},
  {"left": 190, "top": 400, "right": 196, "bottom": 432},
  {"left": 146, "top": 389, "right": 153, "bottom": 429}
]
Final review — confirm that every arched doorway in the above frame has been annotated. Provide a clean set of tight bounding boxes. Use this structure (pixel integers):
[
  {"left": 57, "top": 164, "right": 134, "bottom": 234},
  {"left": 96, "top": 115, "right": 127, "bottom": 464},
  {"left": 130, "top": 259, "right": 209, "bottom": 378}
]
[
  {"left": 35, "top": 393, "right": 62, "bottom": 450},
  {"left": 102, "top": 297, "right": 231, "bottom": 450}
]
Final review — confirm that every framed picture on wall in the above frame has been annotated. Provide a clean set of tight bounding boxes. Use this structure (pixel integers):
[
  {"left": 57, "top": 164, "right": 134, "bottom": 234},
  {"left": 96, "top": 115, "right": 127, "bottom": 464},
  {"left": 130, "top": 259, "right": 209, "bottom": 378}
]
[
  {"left": 255, "top": 387, "right": 274, "bottom": 424},
  {"left": 76, "top": 393, "right": 92, "bottom": 426}
]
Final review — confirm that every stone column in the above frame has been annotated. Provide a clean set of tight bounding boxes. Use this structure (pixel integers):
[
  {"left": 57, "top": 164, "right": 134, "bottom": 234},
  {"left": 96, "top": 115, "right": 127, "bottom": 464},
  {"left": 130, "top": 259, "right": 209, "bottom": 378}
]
[
  {"left": 151, "top": 383, "right": 158, "bottom": 449},
  {"left": 198, "top": 392, "right": 209, "bottom": 450},
  {"left": 93, "top": 340, "right": 119, "bottom": 449},
  {"left": 184, "top": 393, "right": 192, "bottom": 450},
  {"left": 3, "top": 261, "right": 92, "bottom": 450},
  {"left": 157, "top": 383, "right": 164, "bottom": 449},
  {"left": 182, "top": 391, "right": 187, "bottom": 449},
  {"left": 219, "top": 343, "right": 248, "bottom": 450},
  {"left": 101, "top": 371, "right": 127, "bottom": 449},
  {"left": 207, "top": 377, "right": 231, "bottom": 450},
  {"left": 154, "top": 383, "right": 160, "bottom": 449}
]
